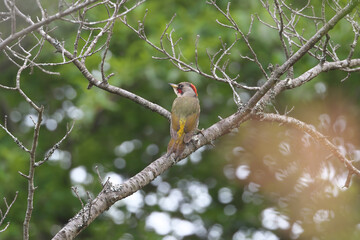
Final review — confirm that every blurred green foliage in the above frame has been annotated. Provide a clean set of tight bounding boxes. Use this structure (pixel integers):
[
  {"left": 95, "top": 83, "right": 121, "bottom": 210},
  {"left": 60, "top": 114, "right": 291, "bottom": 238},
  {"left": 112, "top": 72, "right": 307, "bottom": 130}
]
[{"left": 1, "top": 0, "right": 360, "bottom": 239}]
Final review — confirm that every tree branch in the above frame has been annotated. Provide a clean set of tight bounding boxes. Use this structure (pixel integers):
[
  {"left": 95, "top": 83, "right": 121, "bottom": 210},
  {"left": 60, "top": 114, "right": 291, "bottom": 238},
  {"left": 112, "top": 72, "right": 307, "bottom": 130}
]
[
  {"left": 10, "top": 0, "right": 169, "bottom": 120},
  {"left": 0, "top": 0, "right": 101, "bottom": 51},
  {"left": 257, "top": 58, "right": 360, "bottom": 109},
  {"left": 23, "top": 106, "right": 43, "bottom": 240},
  {"left": 0, "top": 122, "right": 30, "bottom": 152},
  {"left": 52, "top": 100, "right": 253, "bottom": 239},
  {"left": 120, "top": 13, "right": 260, "bottom": 91},
  {"left": 247, "top": 0, "right": 359, "bottom": 111},
  {"left": 35, "top": 121, "right": 76, "bottom": 167},
  {"left": 252, "top": 113, "right": 360, "bottom": 182},
  {"left": 286, "top": 58, "right": 360, "bottom": 89},
  {"left": 0, "top": 192, "right": 18, "bottom": 233},
  {"left": 208, "top": 0, "right": 269, "bottom": 80}
]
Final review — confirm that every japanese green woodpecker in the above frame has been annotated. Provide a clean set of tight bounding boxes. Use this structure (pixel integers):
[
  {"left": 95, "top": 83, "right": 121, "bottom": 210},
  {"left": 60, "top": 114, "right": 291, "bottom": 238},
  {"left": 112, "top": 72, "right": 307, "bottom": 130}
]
[{"left": 167, "top": 82, "right": 200, "bottom": 158}]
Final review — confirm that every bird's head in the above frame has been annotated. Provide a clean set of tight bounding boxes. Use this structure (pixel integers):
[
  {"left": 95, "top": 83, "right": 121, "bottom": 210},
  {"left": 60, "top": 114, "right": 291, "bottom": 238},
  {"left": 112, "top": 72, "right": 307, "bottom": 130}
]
[{"left": 169, "top": 82, "right": 198, "bottom": 98}]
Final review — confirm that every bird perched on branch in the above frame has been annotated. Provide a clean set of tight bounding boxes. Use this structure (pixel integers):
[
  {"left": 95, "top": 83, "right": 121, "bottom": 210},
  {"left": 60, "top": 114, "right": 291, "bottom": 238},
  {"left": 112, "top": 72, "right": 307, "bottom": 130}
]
[{"left": 167, "top": 82, "right": 200, "bottom": 159}]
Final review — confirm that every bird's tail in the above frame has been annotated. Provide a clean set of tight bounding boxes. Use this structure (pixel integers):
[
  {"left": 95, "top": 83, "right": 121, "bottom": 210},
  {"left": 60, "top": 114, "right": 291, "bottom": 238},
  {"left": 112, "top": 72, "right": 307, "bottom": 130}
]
[{"left": 167, "top": 136, "right": 185, "bottom": 159}]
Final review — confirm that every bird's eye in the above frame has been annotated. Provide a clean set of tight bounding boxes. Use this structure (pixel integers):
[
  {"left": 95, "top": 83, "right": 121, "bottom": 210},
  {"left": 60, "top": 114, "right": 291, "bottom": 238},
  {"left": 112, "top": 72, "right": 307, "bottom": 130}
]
[{"left": 177, "top": 84, "right": 183, "bottom": 94}]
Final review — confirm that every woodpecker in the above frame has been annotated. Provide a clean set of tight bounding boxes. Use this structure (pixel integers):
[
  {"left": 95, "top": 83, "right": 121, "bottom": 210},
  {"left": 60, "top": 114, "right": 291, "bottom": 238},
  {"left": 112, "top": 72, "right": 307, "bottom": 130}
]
[{"left": 167, "top": 82, "right": 200, "bottom": 159}]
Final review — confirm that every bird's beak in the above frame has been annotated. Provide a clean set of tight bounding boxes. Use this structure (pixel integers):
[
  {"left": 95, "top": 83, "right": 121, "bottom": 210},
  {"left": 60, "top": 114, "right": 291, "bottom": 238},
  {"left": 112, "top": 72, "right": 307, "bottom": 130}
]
[{"left": 169, "top": 83, "right": 178, "bottom": 89}]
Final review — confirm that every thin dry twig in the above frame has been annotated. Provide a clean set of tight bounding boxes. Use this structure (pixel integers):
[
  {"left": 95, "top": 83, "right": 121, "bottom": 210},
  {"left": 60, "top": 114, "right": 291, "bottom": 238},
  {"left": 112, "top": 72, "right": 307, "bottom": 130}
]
[
  {"left": 0, "top": 0, "right": 100, "bottom": 51},
  {"left": 253, "top": 113, "right": 360, "bottom": 182},
  {"left": 120, "top": 10, "right": 260, "bottom": 91},
  {"left": 23, "top": 106, "right": 43, "bottom": 240},
  {"left": 35, "top": 121, "right": 76, "bottom": 167},
  {"left": 0, "top": 192, "right": 18, "bottom": 233},
  {"left": 0, "top": 122, "right": 30, "bottom": 152},
  {"left": 208, "top": 0, "right": 269, "bottom": 80}
]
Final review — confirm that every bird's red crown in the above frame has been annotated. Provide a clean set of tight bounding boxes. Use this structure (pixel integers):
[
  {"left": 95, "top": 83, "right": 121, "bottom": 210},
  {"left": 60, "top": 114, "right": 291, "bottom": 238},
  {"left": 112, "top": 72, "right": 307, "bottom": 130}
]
[{"left": 190, "top": 83, "right": 198, "bottom": 96}]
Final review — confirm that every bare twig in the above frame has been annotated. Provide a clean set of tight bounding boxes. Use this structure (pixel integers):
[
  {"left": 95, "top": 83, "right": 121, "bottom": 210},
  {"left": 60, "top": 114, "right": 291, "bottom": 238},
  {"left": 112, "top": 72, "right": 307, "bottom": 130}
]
[
  {"left": 344, "top": 171, "right": 353, "bottom": 188},
  {"left": 71, "top": 187, "right": 87, "bottom": 227},
  {"left": 0, "top": 192, "right": 18, "bottom": 233},
  {"left": 281, "top": 0, "right": 323, "bottom": 20},
  {"left": 8, "top": 0, "right": 169, "bottom": 120},
  {"left": 247, "top": 0, "right": 360, "bottom": 112},
  {"left": 0, "top": 123, "right": 30, "bottom": 152},
  {"left": 347, "top": 20, "right": 360, "bottom": 62},
  {"left": 95, "top": 166, "right": 103, "bottom": 184},
  {"left": 194, "top": 34, "right": 200, "bottom": 71},
  {"left": 120, "top": 11, "right": 260, "bottom": 91},
  {"left": 275, "top": 0, "right": 290, "bottom": 59},
  {"left": 321, "top": 34, "right": 331, "bottom": 64},
  {"left": 23, "top": 106, "right": 43, "bottom": 240},
  {"left": 0, "top": 0, "right": 100, "bottom": 51},
  {"left": 35, "top": 121, "right": 76, "bottom": 167},
  {"left": 208, "top": 0, "right": 269, "bottom": 80}
]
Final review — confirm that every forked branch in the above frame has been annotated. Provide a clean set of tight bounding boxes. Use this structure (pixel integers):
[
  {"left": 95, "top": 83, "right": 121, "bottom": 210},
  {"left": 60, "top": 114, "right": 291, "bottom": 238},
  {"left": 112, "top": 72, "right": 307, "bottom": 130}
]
[{"left": 0, "top": 192, "right": 18, "bottom": 233}]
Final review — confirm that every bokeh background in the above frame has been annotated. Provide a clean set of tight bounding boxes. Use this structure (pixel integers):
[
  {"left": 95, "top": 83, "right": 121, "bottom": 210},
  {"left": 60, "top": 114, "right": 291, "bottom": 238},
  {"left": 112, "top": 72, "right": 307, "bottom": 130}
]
[{"left": 1, "top": 0, "right": 360, "bottom": 239}]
